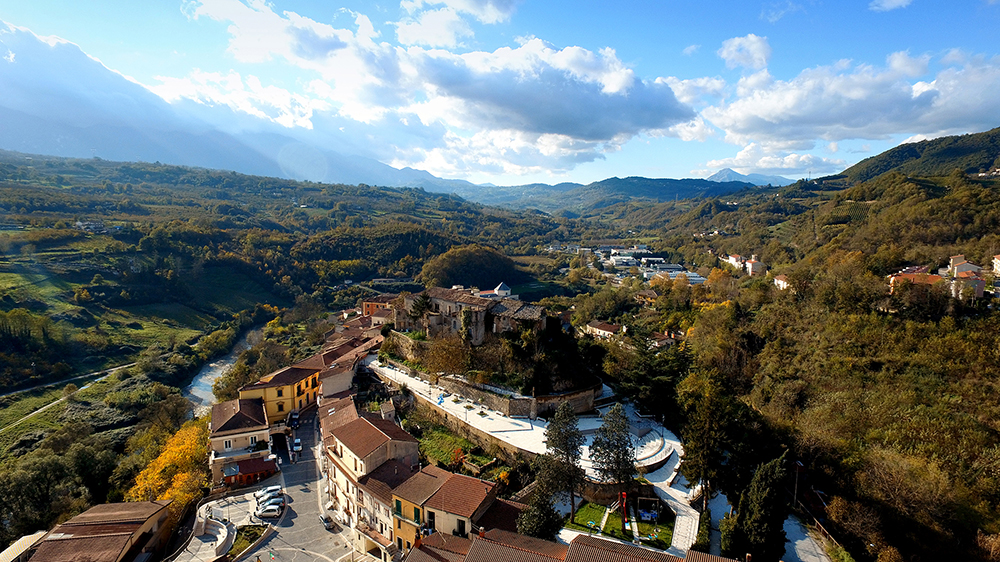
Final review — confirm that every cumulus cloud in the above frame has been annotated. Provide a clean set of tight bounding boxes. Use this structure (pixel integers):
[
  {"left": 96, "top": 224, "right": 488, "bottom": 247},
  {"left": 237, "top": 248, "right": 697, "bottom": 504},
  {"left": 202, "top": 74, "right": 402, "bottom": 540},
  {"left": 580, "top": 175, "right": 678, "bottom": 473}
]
[
  {"left": 683, "top": 44, "right": 700, "bottom": 56},
  {"left": 395, "top": 7, "right": 472, "bottom": 47},
  {"left": 173, "top": 1, "right": 695, "bottom": 177},
  {"left": 656, "top": 76, "right": 726, "bottom": 105},
  {"left": 718, "top": 34, "right": 771, "bottom": 69},
  {"left": 869, "top": 0, "right": 913, "bottom": 11},
  {"left": 701, "top": 50, "right": 1000, "bottom": 148},
  {"left": 706, "top": 142, "right": 845, "bottom": 174}
]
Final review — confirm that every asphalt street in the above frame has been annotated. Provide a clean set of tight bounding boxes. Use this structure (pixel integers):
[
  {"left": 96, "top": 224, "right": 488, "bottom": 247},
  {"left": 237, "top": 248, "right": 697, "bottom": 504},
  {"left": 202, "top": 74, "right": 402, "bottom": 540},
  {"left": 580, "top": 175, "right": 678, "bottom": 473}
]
[{"left": 246, "top": 410, "right": 357, "bottom": 562}]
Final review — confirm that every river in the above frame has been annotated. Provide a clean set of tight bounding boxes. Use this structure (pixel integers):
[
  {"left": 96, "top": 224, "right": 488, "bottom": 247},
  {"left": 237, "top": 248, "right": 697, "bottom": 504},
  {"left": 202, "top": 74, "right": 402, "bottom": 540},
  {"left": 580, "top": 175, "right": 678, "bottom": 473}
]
[{"left": 183, "top": 328, "right": 263, "bottom": 416}]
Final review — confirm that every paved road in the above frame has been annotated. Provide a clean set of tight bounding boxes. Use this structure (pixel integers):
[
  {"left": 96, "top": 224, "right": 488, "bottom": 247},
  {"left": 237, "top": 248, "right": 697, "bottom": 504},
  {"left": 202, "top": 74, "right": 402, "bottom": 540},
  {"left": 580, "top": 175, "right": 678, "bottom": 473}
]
[{"left": 246, "top": 409, "right": 357, "bottom": 562}]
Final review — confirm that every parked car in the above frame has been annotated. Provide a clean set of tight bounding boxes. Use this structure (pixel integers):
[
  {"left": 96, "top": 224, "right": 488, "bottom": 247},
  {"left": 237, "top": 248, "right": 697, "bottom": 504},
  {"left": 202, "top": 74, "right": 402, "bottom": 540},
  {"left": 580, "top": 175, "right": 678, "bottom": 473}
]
[
  {"left": 257, "top": 505, "right": 282, "bottom": 519},
  {"left": 257, "top": 491, "right": 281, "bottom": 506},
  {"left": 292, "top": 438, "right": 302, "bottom": 452},
  {"left": 261, "top": 496, "right": 286, "bottom": 509},
  {"left": 254, "top": 485, "right": 282, "bottom": 500},
  {"left": 290, "top": 412, "right": 300, "bottom": 428},
  {"left": 319, "top": 513, "right": 337, "bottom": 530}
]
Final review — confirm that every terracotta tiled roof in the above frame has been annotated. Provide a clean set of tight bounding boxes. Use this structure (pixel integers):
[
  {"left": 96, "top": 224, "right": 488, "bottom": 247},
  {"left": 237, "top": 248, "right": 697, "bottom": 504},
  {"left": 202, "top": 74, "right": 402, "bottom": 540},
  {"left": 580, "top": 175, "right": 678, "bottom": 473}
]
[
  {"left": 246, "top": 365, "right": 316, "bottom": 389},
  {"left": 463, "top": 529, "right": 567, "bottom": 562},
  {"left": 210, "top": 398, "right": 267, "bottom": 437},
  {"left": 474, "top": 498, "right": 526, "bottom": 533},
  {"left": 394, "top": 465, "right": 452, "bottom": 505},
  {"left": 31, "top": 501, "right": 172, "bottom": 562},
  {"left": 425, "top": 473, "right": 496, "bottom": 518},
  {"left": 364, "top": 294, "right": 399, "bottom": 305},
  {"left": 682, "top": 551, "right": 740, "bottom": 562},
  {"left": 483, "top": 529, "right": 568, "bottom": 559},
  {"left": 565, "top": 534, "right": 682, "bottom": 562},
  {"left": 586, "top": 320, "right": 621, "bottom": 333},
  {"left": 405, "top": 544, "right": 466, "bottom": 562},
  {"left": 358, "top": 459, "right": 419, "bottom": 505},
  {"left": 421, "top": 532, "right": 473, "bottom": 555},
  {"left": 331, "top": 417, "right": 416, "bottom": 460}
]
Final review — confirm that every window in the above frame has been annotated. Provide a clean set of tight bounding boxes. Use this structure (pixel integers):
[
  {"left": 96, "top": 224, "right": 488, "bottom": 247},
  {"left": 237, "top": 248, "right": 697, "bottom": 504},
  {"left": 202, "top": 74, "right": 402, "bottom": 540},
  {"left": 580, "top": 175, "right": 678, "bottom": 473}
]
[
  {"left": 223, "top": 440, "right": 232, "bottom": 450},
  {"left": 457, "top": 520, "right": 466, "bottom": 536},
  {"left": 413, "top": 507, "right": 420, "bottom": 525},
  {"left": 277, "top": 389, "right": 283, "bottom": 397},
  {"left": 277, "top": 402, "right": 284, "bottom": 412},
  {"left": 395, "top": 500, "right": 401, "bottom": 515},
  {"left": 250, "top": 436, "right": 257, "bottom": 445},
  {"left": 427, "top": 511, "right": 435, "bottom": 530}
]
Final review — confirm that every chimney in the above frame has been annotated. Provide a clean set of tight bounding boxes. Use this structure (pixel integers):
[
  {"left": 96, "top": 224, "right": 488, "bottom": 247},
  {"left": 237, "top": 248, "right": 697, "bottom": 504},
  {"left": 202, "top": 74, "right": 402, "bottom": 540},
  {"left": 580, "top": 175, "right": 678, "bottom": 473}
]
[
  {"left": 479, "top": 527, "right": 486, "bottom": 538},
  {"left": 746, "top": 555, "right": 752, "bottom": 562}
]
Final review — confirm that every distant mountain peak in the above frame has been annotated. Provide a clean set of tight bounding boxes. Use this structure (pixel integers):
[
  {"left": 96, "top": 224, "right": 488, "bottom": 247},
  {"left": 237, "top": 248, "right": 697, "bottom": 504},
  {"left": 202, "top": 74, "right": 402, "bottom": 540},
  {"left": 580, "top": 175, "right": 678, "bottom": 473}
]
[{"left": 707, "top": 168, "right": 795, "bottom": 186}]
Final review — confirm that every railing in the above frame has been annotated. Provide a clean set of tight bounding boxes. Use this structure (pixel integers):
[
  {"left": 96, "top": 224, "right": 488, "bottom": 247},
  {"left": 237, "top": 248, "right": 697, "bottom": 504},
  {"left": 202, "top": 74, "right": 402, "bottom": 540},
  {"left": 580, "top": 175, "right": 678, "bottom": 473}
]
[{"left": 392, "top": 508, "right": 421, "bottom": 526}]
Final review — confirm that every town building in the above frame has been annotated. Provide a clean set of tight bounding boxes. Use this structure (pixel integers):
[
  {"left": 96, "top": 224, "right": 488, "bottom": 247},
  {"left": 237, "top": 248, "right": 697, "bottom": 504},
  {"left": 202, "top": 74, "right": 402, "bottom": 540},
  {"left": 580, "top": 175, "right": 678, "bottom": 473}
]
[
  {"left": 394, "top": 287, "right": 546, "bottom": 346},
  {"left": 208, "top": 398, "right": 276, "bottom": 486},
  {"left": 363, "top": 294, "right": 399, "bottom": 317},
  {"left": 584, "top": 320, "right": 624, "bottom": 339},
  {"left": 28, "top": 501, "right": 173, "bottom": 562}
]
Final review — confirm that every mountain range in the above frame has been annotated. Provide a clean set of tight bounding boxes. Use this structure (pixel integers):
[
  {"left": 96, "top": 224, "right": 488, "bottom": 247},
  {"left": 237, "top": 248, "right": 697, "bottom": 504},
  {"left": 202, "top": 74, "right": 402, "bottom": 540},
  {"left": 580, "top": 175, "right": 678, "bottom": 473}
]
[{"left": 0, "top": 22, "right": 784, "bottom": 213}]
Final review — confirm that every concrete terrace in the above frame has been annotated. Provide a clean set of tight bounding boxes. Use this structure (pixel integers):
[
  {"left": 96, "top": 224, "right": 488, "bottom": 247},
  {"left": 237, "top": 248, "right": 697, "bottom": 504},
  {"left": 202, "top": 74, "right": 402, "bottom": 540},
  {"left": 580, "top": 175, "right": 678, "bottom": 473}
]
[{"left": 365, "top": 356, "right": 702, "bottom": 555}]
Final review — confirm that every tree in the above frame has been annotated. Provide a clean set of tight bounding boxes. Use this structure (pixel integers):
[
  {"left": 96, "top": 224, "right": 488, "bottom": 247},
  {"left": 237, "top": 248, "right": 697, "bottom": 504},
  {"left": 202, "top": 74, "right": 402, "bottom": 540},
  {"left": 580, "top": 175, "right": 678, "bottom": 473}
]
[
  {"left": 722, "top": 452, "right": 789, "bottom": 562},
  {"left": 516, "top": 491, "right": 564, "bottom": 541},
  {"left": 543, "top": 401, "right": 585, "bottom": 521},
  {"left": 590, "top": 403, "right": 635, "bottom": 489}
]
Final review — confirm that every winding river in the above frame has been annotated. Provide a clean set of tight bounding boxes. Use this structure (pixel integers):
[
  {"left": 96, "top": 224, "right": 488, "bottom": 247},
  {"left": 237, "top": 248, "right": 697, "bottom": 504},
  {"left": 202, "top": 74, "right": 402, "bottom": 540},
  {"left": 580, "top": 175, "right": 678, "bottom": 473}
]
[{"left": 183, "top": 328, "right": 262, "bottom": 416}]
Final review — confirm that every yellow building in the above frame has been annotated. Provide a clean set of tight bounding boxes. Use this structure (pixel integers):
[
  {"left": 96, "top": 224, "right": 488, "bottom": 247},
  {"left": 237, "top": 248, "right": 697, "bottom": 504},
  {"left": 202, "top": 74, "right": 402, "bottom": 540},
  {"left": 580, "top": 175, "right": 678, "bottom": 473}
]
[
  {"left": 238, "top": 361, "right": 320, "bottom": 424},
  {"left": 390, "top": 465, "right": 451, "bottom": 553}
]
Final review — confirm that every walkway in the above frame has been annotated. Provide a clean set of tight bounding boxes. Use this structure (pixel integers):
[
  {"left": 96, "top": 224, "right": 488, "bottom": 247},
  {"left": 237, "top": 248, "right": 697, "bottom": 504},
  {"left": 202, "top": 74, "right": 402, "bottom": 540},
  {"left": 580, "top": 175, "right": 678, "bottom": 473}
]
[{"left": 368, "top": 357, "right": 703, "bottom": 556}]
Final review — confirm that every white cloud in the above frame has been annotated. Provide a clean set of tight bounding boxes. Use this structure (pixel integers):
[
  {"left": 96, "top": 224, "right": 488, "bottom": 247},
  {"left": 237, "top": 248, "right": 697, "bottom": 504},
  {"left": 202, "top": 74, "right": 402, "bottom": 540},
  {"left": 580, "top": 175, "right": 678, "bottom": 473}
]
[
  {"left": 657, "top": 76, "right": 726, "bottom": 105},
  {"left": 395, "top": 7, "right": 472, "bottom": 47},
  {"left": 706, "top": 142, "right": 845, "bottom": 174},
  {"left": 887, "top": 51, "right": 929, "bottom": 77},
  {"left": 700, "top": 50, "right": 1000, "bottom": 148},
  {"left": 869, "top": 0, "right": 913, "bottom": 11},
  {"left": 718, "top": 34, "right": 771, "bottom": 70},
  {"left": 400, "top": 0, "right": 520, "bottom": 24},
  {"left": 171, "top": 2, "right": 695, "bottom": 178},
  {"left": 827, "top": 142, "right": 839, "bottom": 153},
  {"left": 2, "top": 50, "right": 12, "bottom": 63},
  {"left": 151, "top": 70, "right": 330, "bottom": 128},
  {"left": 683, "top": 44, "right": 700, "bottom": 56},
  {"left": 761, "top": 1, "right": 803, "bottom": 23}
]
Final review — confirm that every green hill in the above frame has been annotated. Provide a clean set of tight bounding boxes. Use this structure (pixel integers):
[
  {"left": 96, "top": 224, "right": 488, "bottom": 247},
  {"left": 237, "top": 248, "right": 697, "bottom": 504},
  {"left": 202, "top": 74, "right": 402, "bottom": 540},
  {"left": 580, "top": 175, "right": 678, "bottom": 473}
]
[{"left": 839, "top": 126, "right": 1000, "bottom": 183}]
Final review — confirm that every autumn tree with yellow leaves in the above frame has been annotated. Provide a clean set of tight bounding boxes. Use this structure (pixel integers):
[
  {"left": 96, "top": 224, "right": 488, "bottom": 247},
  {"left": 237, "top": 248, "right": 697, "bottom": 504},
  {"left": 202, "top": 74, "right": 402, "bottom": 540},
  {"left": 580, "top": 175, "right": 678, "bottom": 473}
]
[{"left": 127, "top": 418, "right": 209, "bottom": 529}]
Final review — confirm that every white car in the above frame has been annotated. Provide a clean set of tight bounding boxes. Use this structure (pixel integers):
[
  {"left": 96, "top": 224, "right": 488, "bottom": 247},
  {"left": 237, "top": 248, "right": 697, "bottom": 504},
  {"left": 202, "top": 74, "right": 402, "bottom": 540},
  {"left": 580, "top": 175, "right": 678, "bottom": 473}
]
[
  {"left": 254, "top": 485, "right": 281, "bottom": 500},
  {"left": 261, "top": 496, "right": 286, "bottom": 509},
  {"left": 292, "top": 438, "right": 302, "bottom": 452},
  {"left": 257, "top": 505, "right": 282, "bottom": 518},
  {"left": 257, "top": 491, "right": 281, "bottom": 506}
]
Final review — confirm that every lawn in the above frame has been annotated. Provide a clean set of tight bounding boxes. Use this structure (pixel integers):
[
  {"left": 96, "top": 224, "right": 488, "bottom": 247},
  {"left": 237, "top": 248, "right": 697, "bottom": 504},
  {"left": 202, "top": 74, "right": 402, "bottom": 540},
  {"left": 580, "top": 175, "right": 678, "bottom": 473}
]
[
  {"left": 565, "top": 501, "right": 607, "bottom": 533},
  {"left": 418, "top": 427, "right": 475, "bottom": 467},
  {"left": 227, "top": 525, "right": 268, "bottom": 557},
  {"left": 637, "top": 511, "right": 674, "bottom": 550}
]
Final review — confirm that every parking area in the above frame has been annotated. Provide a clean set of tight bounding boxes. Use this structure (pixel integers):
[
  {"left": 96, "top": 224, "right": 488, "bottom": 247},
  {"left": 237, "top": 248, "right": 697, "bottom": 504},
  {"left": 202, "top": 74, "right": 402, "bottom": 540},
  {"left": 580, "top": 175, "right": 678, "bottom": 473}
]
[{"left": 243, "top": 409, "right": 356, "bottom": 562}]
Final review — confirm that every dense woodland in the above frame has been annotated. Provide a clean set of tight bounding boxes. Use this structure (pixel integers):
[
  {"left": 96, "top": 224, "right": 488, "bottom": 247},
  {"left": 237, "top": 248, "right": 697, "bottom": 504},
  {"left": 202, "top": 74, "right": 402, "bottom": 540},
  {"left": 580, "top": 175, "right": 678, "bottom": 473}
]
[{"left": 3, "top": 131, "right": 1000, "bottom": 560}]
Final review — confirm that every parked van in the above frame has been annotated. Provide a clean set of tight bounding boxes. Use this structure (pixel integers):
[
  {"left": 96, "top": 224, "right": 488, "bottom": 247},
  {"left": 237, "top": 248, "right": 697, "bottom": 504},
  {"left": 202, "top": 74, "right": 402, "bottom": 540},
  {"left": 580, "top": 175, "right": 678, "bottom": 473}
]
[{"left": 254, "top": 485, "right": 281, "bottom": 500}]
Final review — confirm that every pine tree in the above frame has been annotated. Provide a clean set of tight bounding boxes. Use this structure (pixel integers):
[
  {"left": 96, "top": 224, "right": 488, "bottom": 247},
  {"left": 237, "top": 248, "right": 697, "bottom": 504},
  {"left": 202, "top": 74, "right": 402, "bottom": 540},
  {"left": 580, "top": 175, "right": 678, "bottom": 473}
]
[
  {"left": 590, "top": 403, "right": 635, "bottom": 489},
  {"left": 543, "top": 401, "right": 585, "bottom": 521},
  {"left": 722, "top": 452, "right": 789, "bottom": 562},
  {"left": 516, "top": 491, "right": 564, "bottom": 541}
]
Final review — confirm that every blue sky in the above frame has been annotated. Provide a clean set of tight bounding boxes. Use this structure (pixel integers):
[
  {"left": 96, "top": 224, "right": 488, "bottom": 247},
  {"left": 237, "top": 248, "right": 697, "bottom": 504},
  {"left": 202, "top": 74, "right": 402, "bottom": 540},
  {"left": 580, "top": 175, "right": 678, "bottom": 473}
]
[{"left": 1, "top": 0, "right": 999, "bottom": 185}]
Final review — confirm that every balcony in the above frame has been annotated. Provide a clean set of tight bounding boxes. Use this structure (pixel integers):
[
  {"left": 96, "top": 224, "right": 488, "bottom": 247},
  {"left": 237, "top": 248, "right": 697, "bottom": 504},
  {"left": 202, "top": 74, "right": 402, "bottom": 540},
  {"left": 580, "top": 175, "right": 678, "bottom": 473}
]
[{"left": 392, "top": 508, "right": 421, "bottom": 527}]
